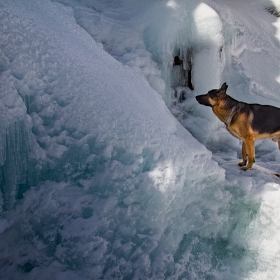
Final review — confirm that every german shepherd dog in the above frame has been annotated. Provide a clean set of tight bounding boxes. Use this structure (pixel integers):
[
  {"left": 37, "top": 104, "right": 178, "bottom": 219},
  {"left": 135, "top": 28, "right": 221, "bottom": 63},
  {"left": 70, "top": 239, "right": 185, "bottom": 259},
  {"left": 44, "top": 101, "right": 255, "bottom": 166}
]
[{"left": 196, "top": 83, "right": 280, "bottom": 171}]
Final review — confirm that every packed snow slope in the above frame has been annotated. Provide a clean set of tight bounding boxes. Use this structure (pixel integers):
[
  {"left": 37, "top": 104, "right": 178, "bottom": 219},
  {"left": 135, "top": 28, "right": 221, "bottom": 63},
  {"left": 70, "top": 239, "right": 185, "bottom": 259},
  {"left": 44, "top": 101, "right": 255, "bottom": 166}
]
[{"left": 0, "top": 0, "right": 280, "bottom": 279}]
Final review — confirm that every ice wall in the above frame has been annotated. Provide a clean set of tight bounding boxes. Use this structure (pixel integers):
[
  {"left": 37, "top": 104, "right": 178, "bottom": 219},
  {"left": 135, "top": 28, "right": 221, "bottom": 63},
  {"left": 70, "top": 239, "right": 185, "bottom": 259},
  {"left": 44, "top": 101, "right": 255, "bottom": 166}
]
[{"left": 144, "top": 1, "right": 225, "bottom": 103}]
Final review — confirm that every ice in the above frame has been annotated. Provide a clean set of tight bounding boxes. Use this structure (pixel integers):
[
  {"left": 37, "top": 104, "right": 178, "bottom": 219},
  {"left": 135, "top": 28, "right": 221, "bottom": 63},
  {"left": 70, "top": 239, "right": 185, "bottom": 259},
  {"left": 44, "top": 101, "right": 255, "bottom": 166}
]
[{"left": 1, "top": 0, "right": 280, "bottom": 279}]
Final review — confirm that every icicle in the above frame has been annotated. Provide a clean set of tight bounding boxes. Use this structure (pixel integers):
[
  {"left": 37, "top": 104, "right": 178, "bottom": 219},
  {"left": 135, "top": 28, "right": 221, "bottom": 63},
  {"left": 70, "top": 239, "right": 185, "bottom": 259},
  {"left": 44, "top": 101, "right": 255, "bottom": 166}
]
[{"left": 0, "top": 121, "right": 30, "bottom": 211}]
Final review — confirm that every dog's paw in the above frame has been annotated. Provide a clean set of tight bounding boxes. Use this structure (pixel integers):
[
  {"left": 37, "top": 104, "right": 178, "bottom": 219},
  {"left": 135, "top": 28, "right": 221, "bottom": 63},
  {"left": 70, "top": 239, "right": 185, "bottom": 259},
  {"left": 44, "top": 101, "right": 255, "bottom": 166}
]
[
  {"left": 241, "top": 165, "right": 252, "bottom": 171},
  {"left": 238, "top": 161, "right": 247, "bottom": 167}
]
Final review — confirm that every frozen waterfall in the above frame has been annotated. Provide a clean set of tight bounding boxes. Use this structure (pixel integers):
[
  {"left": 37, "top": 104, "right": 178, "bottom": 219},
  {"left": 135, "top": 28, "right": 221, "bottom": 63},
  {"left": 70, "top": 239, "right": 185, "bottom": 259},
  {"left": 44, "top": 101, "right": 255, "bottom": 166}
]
[{"left": 1, "top": 0, "right": 280, "bottom": 279}]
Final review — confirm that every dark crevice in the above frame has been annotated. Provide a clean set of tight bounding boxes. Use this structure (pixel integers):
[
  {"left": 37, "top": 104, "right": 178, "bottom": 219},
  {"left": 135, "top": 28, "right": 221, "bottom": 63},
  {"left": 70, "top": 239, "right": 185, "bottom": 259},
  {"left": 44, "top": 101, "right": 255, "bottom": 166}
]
[
  {"left": 173, "top": 48, "right": 194, "bottom": 92},
  {"left": 187, "top": 55, "right": 194, "bottom": 90}
]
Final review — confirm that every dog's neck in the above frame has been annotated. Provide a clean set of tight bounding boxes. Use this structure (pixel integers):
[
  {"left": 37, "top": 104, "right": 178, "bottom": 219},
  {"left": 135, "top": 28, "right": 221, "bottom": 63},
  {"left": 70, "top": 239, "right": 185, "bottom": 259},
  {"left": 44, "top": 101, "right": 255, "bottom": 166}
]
[
  {"left": 225, "top": 105, "right": 237, "bottom": 125},
  {"left": 213, "top": 95, "right": 239, "bottom": 125}
]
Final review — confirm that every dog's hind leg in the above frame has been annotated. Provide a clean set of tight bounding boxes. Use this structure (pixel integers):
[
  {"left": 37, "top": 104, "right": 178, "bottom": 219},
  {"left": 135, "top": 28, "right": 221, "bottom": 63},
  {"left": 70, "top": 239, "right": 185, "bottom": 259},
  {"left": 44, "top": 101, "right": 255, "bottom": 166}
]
[
  {"left": 238, "top": 141, "right": 247, "bottom": 167},
  {"left": 278, "top": 141, "right": 280, "bottom": 150}
]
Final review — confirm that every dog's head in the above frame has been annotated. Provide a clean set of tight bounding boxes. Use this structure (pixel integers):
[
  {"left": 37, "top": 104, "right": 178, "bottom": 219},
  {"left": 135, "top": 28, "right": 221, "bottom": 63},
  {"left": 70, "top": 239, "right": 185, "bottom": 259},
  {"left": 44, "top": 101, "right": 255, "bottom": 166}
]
[{"left": 196, "top": 83, "right": 228, "bottom": 107}]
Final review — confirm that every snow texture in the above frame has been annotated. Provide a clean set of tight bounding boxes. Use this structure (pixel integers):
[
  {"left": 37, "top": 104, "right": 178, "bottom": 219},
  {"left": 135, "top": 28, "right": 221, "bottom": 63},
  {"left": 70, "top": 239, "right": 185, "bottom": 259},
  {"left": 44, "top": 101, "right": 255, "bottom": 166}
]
[{"left": 0, "top": 0, "right": 280, "bottom": 279}]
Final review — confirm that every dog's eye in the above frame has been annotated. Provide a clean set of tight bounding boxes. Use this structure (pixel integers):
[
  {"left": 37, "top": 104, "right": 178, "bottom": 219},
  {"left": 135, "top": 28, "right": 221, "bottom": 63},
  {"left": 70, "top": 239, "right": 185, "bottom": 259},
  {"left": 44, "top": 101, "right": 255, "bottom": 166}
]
[{"left": 208, "top": 91, "right": 217, "bottom": 98}]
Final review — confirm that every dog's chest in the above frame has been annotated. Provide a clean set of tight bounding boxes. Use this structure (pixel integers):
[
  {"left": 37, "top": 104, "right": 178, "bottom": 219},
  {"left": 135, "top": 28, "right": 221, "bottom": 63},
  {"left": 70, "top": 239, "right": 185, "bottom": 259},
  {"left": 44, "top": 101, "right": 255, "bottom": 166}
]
[{"left": 226, "top": 125, "right": 241, "bottom": 139}]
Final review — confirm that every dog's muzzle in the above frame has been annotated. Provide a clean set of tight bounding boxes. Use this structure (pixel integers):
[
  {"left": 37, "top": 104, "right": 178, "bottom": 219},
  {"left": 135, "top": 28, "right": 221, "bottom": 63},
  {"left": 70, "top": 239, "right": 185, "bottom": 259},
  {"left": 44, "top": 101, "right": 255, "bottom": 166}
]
[
  {"left": 195, "top": 95, "right": 203, "bottom": 104},
  {"left": 195, "top": 94, "right": 211, "bottom": 107}
]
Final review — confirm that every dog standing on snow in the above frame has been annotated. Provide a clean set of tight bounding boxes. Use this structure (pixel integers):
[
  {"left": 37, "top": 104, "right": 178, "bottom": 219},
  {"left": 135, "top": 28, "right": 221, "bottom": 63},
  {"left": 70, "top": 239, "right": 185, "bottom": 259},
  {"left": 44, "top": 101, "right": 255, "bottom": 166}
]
[{"left": 196, "top": 83, "right": 280, "bottom": 171}]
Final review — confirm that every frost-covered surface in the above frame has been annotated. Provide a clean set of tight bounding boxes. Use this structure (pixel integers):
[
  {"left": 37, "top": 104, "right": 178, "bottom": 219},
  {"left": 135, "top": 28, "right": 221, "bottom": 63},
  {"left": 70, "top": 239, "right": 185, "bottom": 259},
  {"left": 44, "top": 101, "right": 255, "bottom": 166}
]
[{"left": 1, "top": 0, "right": 280, "bottom": 279}]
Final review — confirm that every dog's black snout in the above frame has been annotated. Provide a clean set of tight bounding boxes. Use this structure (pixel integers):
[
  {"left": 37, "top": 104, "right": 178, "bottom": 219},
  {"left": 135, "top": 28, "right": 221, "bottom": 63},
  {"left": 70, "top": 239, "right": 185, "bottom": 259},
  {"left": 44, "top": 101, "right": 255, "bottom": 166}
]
[
  {"left": 195, "top": 94, "right": 211, "bottom": 107},
  {"left": 196, "top": 95, "right": 202, "bottom": 103}
]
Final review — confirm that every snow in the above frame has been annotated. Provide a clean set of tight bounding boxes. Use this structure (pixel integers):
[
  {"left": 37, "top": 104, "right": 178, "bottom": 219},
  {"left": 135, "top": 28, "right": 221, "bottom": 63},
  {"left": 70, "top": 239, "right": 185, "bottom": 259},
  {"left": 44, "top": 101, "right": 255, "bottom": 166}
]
[{"left": 0, "top": 0, "right": 280, "bottom": 279}]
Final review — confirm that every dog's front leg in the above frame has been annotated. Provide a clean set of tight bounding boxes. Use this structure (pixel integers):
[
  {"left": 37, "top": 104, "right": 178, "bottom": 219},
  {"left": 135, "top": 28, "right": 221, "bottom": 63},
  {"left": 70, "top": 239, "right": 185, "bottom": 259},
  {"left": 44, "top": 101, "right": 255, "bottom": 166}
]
[
  {"left": 238, "top": 141, "right": 247, "bottom": 167},
  {"left": 241, "top": 138, "right": 255, "bottom": 171}
]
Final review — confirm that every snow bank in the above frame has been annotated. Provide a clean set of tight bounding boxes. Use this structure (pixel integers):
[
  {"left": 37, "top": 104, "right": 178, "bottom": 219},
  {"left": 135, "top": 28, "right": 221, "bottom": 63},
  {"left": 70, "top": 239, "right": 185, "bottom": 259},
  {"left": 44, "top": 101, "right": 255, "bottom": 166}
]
[{"left": 0, "top": 0, "right": 229, "bottom": 278}]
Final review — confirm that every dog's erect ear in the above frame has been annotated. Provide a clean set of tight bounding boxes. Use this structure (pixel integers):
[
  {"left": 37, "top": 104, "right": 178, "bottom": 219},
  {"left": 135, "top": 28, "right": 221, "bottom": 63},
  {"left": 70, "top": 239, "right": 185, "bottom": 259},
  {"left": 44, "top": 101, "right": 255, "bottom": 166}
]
[{"left": 220, "top": 83, "right": 228, "bottom": 92}]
